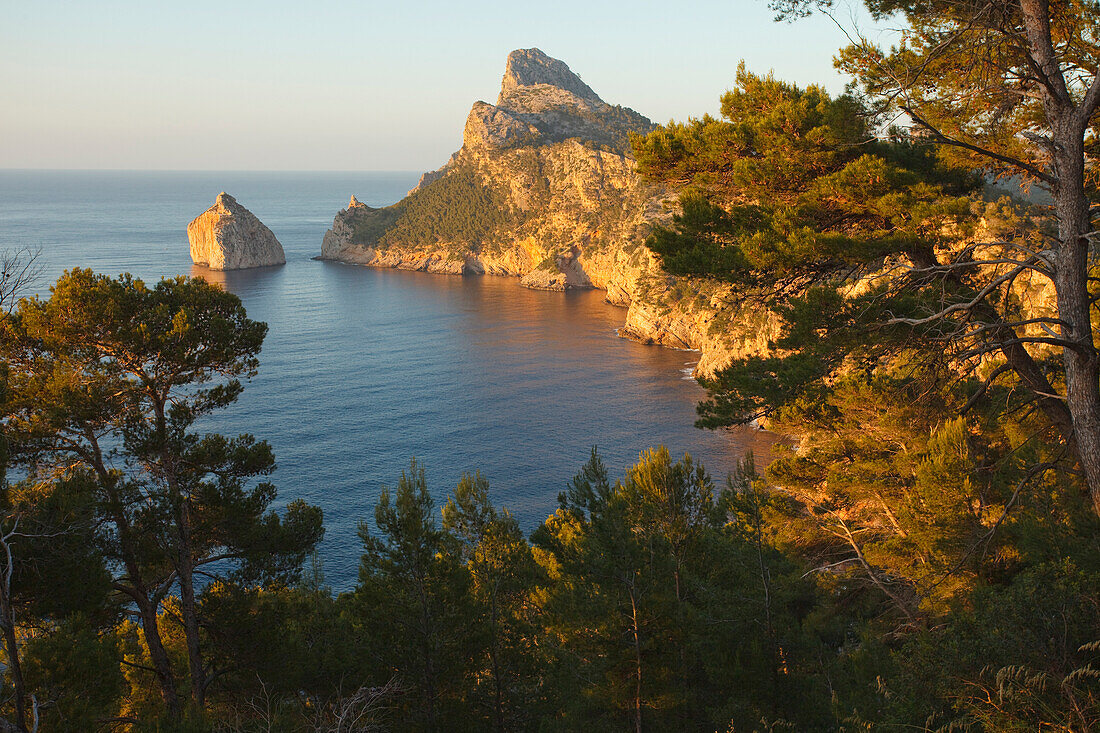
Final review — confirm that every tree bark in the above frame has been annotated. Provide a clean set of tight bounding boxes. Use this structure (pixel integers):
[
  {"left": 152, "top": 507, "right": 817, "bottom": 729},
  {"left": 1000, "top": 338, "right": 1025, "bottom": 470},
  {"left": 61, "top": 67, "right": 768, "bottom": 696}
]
[
  {"left": 135, "top": 595, "right": 183, "bottom": 720},
  {"left": 177, "top": 497, "right": 206, "bottom": 710},
  {"left": 627, "top": 576, "right": 643, "bottom": 733},
  {"left": 112, "top": 525, "right": 181, "bottom": 719},
  {"left": 1050, "top": 125, "right": 1100, "bottom": 512},
  {"left": 89, "top": 439, "right": 183, "bottom": 721},
  {"left": 994, "top": 2, "right": 1100, "bottom": 509},
  {"left": 0, "top": 588, "right": 27, "bottom": 732},
  {"left": 153, "top": 392, "right": 207, "bottom": 711},
  {"left": 996, "top": 326, "right": 1080, "bottom": 457}
]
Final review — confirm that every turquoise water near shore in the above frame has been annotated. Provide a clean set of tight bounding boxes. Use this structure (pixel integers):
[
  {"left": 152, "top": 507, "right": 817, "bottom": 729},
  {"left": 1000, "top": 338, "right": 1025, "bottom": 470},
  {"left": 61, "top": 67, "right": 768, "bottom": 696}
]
[{"left": 0, "top": 170, "right": 772, "bottom": 589}]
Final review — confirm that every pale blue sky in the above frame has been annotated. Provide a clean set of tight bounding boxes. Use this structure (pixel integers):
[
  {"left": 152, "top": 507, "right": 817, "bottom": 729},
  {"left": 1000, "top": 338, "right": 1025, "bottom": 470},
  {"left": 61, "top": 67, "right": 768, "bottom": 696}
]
[{"left": 1, "top": 0, "right": 885, "bottom": 171}]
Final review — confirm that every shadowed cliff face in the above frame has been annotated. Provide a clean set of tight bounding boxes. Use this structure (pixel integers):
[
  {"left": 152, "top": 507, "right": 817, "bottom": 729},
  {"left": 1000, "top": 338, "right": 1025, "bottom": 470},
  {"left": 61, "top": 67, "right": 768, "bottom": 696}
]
[{"left": 319, "top": 49, "right": 779, "bottom": 377}]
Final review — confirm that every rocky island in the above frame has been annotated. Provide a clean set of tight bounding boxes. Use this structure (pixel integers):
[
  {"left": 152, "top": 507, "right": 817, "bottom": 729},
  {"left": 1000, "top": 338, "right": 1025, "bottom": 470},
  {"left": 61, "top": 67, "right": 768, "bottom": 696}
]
[
  {"left": 320, "top": 49, "right": 778, "bottom": 376},
  {"left": 189, "top": 192, "right": 286, "bottom": 270}
]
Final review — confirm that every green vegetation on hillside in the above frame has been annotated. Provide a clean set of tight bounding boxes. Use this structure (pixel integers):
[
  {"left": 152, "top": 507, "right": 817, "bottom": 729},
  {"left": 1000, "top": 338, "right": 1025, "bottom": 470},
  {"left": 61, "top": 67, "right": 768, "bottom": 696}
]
[
  {"left": 349, "top": 203, "right": 403, "bottom": 248},
  {"left": 351, "top": 166, "right": 514, "bottom": 251}
]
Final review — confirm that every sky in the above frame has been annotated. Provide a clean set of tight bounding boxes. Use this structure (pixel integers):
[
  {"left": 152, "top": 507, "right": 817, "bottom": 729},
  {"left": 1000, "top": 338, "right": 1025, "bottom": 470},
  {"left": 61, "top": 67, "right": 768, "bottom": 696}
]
[{"left": 1, "top": 0, "right": 889, "bottom": 171}]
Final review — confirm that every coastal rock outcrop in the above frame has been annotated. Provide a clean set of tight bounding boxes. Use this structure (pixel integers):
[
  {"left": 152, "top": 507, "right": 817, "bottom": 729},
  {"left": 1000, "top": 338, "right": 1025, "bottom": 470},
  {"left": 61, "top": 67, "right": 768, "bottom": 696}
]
[
  {"left": 319, "top": 49, "right": 774, "bottom": 377},
  {"left": 189, "top": 193, "right": 286, "bottom": 270}
]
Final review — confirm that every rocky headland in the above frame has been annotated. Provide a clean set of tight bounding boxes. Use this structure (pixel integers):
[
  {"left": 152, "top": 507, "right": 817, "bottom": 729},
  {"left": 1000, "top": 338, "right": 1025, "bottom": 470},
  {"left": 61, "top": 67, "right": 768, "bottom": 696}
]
[
  {"left": 189, "top": 193, "right": 286, "bottom": 270},
  {"left": 319, "top": 49, "right": 779, "bottom": 377}
]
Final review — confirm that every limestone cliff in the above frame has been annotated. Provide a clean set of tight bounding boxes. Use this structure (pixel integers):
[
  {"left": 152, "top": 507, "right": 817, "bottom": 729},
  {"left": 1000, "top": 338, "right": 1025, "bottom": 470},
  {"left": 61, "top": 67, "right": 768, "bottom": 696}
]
[
  {"left": 189, "top": 193, "right": 286, "bottom": 270},
  {"left": 320, "top": 48, "right": 774, "bottom": 377}
]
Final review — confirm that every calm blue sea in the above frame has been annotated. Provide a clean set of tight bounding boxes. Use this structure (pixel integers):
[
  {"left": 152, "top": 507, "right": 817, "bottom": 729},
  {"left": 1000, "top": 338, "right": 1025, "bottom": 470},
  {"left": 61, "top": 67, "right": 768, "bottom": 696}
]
[{"left": 0, "top": 170, "right": 771, "bottom": 589}]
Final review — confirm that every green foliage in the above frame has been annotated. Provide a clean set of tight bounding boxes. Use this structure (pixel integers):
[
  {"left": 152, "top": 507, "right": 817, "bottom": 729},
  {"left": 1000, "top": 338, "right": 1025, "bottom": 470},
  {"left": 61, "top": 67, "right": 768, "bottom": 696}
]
[
  {"left": 351, "top": 166, "right": 513, "bottom": 251},
  {"left": 200, "top": 582, "right": 367, "bottom": 729},
  {"left": 0, "top": 363, "right": 8, "bottom": 488},
  {"left": 3, "top": 473, "right": 112, "bottom": 622},
  {"left": 773, "top": 0, "right": 1100, "bottom": 512},
  {"left": 762, "top": 365, "right": 1021, "bottom": 615},
  {"left": 442, "top": 473, "right": 545, "bottom": 730},
  {"left": 0, "top": 269, "right": 323, "bottom": 723},
  {"left": 0, "top": 422, "right": 1095, "bottom": 730},
  {"left": 632, "top": 64, "right": 976, "bottom": 286},
  {"left": 1, "top": 270, "right": 324, "bottom": 590},
  {"left": 824, "top": 0, "right": 1100, "bottom": 188},
  {"left": 637, "top": 51, "right": 1100, "bottom": 727},
  {"left": 22, "top": 619, "right": 124, "bottom": 732},
  {"left": 353, "top": 459, "right": 474, "bottom": 730},
  {"left": 349, "top": 203, "right": 403, "bottom": 248},
  {"left": 894, "top": 561, "right": 1100, "bottom": 730},
  {"left": 729, "top": 352, "right": 1100, "bottom": 728},
  {"left": 533, "top": 447, "right": 826, "bottom": 731}
]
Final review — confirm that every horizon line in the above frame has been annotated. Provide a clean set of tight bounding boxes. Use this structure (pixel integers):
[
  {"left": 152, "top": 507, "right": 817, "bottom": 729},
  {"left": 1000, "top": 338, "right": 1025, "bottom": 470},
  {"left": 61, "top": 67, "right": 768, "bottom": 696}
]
[{"left": 0, "top": 168, "right": 425, "bottom": 174}]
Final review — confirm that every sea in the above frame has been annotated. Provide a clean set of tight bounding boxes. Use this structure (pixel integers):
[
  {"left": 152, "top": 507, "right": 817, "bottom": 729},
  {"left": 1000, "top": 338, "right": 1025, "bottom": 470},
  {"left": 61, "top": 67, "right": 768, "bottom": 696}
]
[{"left": 0, "top": 170, "right": 774, "bottom": 590}]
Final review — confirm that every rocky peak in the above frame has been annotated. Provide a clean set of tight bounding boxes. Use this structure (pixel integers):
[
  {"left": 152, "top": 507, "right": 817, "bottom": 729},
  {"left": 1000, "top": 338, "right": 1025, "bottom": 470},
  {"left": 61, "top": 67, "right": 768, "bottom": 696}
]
[
  {"left": 348, "top": 195, "right": 364, "bottom": 208},
  {"left": 216, "top": 191, "right": 236, "bottom": 207},
  {"left": 458, "top": 48, "right": 654, "bottom": 154},
  {"left": 498, "top": 48, "right": 602, "bottom": 106},
  {"left": 408, "top": 49, "right": 656, "bottom": 195}
]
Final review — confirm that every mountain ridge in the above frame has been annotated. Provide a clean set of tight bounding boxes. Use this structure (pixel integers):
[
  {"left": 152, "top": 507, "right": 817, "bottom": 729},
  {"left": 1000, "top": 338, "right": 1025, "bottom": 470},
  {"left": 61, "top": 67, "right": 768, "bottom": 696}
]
[{"left": 319, "top": 49, "right": 777, "bottom": 378}]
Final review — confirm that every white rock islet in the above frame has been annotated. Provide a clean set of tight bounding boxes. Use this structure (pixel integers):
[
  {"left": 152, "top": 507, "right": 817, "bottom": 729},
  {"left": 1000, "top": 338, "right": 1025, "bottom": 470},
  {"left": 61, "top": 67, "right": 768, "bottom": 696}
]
[{"left": 188, "top": 192, "right": 286, "bottom": 270}]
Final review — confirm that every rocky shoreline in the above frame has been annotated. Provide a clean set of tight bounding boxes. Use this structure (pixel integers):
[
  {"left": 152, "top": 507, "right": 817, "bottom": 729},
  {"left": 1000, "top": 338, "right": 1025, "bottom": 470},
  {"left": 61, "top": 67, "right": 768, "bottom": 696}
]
[{"left": 317, "top": 49, "right": 780, "bottom": 378}]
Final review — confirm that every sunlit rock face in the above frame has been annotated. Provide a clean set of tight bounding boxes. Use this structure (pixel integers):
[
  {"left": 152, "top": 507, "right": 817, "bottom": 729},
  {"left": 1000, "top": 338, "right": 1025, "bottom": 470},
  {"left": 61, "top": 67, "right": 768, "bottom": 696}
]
[
  {"left": 317, "top": 49, "right": 777, "bottom": 377},
  {"left": 499, "top": 47, "right": 602, "bottom": 104},
  {"left": 321, "top": 48, "right": 657, "bottom": 272},
  {"left": 188, "top": 193, "right": 286, "bottom": 270}
]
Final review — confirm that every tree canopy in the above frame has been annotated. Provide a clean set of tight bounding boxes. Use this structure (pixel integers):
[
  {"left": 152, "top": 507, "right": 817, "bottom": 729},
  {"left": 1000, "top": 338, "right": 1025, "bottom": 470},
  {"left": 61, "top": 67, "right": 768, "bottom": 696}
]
[
  {"left": 744, "top": 0, "right": 1100, "bottom": 508},
  {"left": 0, "top": 270, "right": 323, "bottom": 725}
]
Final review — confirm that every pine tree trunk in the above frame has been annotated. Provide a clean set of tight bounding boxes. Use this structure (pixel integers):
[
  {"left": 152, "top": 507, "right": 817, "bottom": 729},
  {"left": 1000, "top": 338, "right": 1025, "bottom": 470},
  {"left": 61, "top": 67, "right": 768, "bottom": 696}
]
[
  {"left": 1017, "top": 0, "right": 1100, "bottom": 513},
  {"left": 178, "top": 498, "right": 206, "bottom": 710},
  {"left": 137, "top": 596, "right": 183, "bottom": 720},
  {"left": 628, "top": 578, "right": 643, "bottom": 733},
  {"left": 94, "top": 444, "right": 182, "bottom": 722},
  {"left": 155, "top": 395, "right": 207, "bottom": 712},
  {"left": 1051, "top": 127, "right": 1100, "bottom": 512},
  {"left": 0, "top": 589, "right": 27, "bottom": 733}
]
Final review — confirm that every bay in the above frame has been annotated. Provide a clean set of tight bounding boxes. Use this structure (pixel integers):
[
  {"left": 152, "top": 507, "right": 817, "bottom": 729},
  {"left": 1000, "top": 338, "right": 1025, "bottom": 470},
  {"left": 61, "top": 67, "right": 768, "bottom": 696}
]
[{"left": 0, "top": 170, "right": 771, "bottom": 589}]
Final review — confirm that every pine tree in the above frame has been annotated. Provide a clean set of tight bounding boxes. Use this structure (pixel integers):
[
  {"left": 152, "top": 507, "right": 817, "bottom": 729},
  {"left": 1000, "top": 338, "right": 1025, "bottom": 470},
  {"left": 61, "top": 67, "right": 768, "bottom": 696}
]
[
  {"left": 353, "top": 460, "right": 472, "bottom": 731},
  {"left": 765, "top": 0, "right": 1100, "bottom": 508},
  {"left": 441, "top": 472, "right": 544, "bottom": 731},
  {"left": 1, "top": 270, "right": 323, "bottom": 721}
]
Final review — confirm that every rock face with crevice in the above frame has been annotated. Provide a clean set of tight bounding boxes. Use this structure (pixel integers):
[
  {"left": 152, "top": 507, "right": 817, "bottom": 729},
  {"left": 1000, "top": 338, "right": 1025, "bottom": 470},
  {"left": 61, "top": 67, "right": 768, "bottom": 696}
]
[
  {"left": 189, "top": 193, "right": 286, "bottom": 270},
  {"left": 319, "top": 49, "right": 778, "bottom": 377}
]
